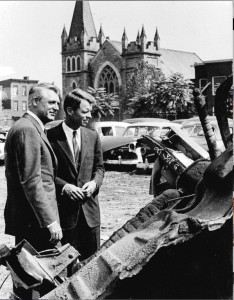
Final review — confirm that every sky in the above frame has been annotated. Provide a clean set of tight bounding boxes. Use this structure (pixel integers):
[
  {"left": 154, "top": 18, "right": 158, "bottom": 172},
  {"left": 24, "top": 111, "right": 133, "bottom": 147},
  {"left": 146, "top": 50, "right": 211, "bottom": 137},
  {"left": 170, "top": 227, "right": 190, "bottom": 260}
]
[{"left": 0, "top": 1, "right": 232, "bottom": 91}]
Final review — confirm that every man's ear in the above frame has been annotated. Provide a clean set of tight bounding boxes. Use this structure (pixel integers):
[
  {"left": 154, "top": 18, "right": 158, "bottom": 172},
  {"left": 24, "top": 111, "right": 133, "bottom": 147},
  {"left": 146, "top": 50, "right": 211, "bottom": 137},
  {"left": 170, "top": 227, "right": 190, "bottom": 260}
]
[
  {"left": 32, "top": 98, "right": 38, "bottom": 107},
  {"left": 66, "top": 107, "right": 73, "bottom": 116}
]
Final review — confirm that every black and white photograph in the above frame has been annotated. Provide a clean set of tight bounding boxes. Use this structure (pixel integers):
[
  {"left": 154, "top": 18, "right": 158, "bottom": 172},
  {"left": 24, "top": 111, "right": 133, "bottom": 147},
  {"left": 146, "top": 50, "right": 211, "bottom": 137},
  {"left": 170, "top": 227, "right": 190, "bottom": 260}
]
[{"left": 0, "top": 1, "right": 232, "bottom": 299}]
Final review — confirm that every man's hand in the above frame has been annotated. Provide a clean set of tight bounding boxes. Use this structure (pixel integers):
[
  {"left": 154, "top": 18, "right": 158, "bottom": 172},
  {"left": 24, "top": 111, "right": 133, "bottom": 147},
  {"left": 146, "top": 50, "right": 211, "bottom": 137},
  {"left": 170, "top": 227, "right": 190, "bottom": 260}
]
[
  {"left": 48, "top": 221, "right": 63, "bottom": 243},
  {"left": 63, "top": 184, "right": 84, "bottom": 201},
  {"left": 82, "top": 180, "right": 97, "bottom": 198}
]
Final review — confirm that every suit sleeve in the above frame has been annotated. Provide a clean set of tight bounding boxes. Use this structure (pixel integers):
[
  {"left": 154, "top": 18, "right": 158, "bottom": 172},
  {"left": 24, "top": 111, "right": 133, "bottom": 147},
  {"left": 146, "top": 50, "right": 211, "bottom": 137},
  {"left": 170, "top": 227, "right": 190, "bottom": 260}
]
[
  {"left": 15, "top": 127, "right": 59, "bottom": 228},
  {"left": 92, "top": 132, "right": 105, "bottom": 189}
]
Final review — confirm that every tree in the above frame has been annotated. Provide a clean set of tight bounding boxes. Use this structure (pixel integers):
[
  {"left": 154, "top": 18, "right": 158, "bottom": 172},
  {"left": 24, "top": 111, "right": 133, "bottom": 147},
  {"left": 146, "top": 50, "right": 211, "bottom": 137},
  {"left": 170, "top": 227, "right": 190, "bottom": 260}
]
[
  {"left": 124, "top": 62, "right": 195, "bottom": 119},
  {"left": 86, "top": 86, "right": 119, "bottom": 131}
]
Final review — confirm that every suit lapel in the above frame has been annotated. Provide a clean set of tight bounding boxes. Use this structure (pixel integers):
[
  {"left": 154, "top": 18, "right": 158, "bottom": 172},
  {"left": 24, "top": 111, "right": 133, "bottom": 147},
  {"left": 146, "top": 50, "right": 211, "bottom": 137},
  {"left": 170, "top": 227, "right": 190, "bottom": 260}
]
[{"left": 56, "top": 124, "right": 77, "bottom": 174}]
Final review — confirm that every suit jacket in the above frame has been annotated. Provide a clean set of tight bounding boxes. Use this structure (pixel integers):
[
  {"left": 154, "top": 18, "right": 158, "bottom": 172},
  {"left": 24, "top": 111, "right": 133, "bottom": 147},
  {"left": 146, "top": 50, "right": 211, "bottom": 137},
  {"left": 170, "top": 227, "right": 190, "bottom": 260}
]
[
  {"left": 4, "top": 113, "right": 60, "bottom": 236},
  {"left": 47, "top": 123, "right": 104, "bottom": 230}
]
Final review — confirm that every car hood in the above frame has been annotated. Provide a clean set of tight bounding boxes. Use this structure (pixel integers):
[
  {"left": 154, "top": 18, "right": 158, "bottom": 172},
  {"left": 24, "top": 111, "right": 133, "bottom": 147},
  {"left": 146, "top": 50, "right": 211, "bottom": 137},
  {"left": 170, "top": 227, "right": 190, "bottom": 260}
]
[{"left": 101, "top": 136, "right": 138, "bottom": 152}]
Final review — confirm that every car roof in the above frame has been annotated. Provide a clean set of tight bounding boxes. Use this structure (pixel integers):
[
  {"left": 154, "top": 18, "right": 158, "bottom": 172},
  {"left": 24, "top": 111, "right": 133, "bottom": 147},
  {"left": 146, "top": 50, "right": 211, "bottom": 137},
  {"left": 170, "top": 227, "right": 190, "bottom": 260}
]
[
  {"left": 99, "top": 121, "right": 129, "bottom": 127},
  {"left": 181, "top": 116, "right": 233, "bottom": 127},
  {"left": 45, "top": 119, "right": 63, "bottom": 129},
  {"left": 123, "top": 117, "right": 169, "bottom": 123},
  {"left": 125, "top": 121, "right": 176, "bottom": 127}
]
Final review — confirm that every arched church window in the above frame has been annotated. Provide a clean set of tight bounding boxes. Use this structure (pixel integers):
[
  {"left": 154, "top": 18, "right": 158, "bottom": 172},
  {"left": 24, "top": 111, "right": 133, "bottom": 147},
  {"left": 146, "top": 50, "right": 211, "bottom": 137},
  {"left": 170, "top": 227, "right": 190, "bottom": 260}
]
[
  {"left": 77, "top": 56, "right": 81, "bottom": 71},
  {"left": 72, "top": 82, "right": 77, "bottom": 90},
  {"left": 72, "top": 57, "right": 76, "bottom": 71},
  {"left": 67, "top": 57, "right": 71, "bottom": 72},
  {"left": 98, "top": 65, "right": 119, "bottom": 94}
]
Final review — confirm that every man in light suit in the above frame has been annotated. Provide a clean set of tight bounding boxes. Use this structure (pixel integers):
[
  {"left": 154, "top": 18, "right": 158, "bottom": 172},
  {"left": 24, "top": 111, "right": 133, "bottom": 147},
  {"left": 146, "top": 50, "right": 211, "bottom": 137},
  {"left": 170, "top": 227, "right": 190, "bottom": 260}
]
[
  {"left": 4, "top": 82, "right": 63, "bottom": 298},
  {"left": 4, "top": 83, "right": 63, "bottom": 250},
  {"left": 47, "top": 88, "right": 104, "bottom": 266}
]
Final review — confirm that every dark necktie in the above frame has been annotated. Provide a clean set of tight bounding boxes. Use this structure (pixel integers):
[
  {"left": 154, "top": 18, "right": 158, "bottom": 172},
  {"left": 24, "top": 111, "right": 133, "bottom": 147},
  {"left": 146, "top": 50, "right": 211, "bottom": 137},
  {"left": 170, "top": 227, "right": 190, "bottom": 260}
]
[{"left": 72, "top": 130, "right": 79, "bottom": 165}]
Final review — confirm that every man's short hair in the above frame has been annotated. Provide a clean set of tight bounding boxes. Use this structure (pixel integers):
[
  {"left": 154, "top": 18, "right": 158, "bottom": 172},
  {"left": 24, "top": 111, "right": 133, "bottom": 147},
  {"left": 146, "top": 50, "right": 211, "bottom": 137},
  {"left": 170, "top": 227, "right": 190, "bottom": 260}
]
[
  {"left": 64, "top": 88, "right": 96, "bottom": 114},
  {"left": 28, "top": 82, "right": 62, "bottom": 105}
]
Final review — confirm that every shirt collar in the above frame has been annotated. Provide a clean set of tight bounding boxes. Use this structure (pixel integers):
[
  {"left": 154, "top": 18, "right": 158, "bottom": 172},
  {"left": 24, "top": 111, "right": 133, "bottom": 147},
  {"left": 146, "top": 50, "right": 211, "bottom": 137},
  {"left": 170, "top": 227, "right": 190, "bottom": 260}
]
[
  {"left": 62, "top": 121, "right": 81, "bottom": 137},
  {"left": 27, "top": 110, "right": 44, "bottom": 131}
]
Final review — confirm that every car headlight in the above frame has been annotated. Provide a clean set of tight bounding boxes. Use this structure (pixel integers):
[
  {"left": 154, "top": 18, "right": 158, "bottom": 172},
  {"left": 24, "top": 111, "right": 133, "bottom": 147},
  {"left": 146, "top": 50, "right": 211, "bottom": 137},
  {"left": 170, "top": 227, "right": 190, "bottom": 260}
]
[
  {"left": 140, "top": 147, "right": 147, "bottom": 156},
  {"left": 129, "top": 142, "right": 136, "bottom": 151}
]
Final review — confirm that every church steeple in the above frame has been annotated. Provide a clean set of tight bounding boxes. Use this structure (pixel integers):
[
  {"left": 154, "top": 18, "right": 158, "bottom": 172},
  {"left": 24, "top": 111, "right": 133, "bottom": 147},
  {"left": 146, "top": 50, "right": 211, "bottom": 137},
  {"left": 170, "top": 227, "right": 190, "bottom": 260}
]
[
  {"left": 154, "top": 27, "right": 160, "bottom": 50},
  {"left": 140, "top": 25, "right": 147, "bottom": 51},
  {"left": 61, "top": 25, "right": 68, "bottom": 48},
  {"left": 98, "top": 24, "right": 105, "bottom": 46},
  {"left": 69, "top": 1, "right": 97, "bottom": 41},
  {"left": 122, "top": 27, "right": 128, "bottom": 52},
  {"left": 136, "top": 30, "right": 140, "bottom": 45}
]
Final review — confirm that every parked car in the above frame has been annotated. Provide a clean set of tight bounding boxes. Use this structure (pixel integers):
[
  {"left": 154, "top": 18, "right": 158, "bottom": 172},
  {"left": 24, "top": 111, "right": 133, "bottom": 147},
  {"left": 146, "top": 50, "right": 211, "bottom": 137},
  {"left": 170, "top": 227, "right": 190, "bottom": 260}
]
[
  {"left": 122, "top": 121, "right": 181, "bottom": 139},
  {"left": 45, "top": 119, "right": 63, "bottom": 130},
  {"left": 180, "top": 116, "right": 233, "bottom": 152},
  {"left": 0, "top": 141, "right": 4, "bottom": 162},
  {"left": 98, "top": 121, "right": 129, "bottom": 137},
  {"left": 103, "top": 120, "right": 181, "bottom": 170},
  {"left": 0, "top": 126, "right": 10, "bottom": 163}
]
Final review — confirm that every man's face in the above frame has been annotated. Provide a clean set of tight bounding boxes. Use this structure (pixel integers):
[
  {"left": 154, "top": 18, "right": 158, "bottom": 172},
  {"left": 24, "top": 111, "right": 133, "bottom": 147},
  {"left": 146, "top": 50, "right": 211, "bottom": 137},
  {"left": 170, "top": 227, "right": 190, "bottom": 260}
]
[
  {"left": 70, "top": 99, "right": 92, "bottom": 128},
  {"left": 35, "top": 89, "right": 60, "bottom": 123}
]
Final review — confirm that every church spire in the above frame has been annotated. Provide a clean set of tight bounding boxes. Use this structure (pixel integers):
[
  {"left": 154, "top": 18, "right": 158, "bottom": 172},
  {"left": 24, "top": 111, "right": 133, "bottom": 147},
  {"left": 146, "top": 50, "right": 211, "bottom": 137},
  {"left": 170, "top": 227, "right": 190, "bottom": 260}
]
[
  {"left": 69, "top": 1, "right": 97, "bottom": 41},
  {"left": 140, "top": 25, "right": 147, "bottom": 51},
  {"left": 154, "top": 27, "right": 160, "bottom": 50},
  {"left": 136, "top": 30, "right": 140, "bottom": 45},
  {"left": 98, "top": 24, "right": 105, "bottom": 46},
  {"left": 61, "top": 25, "right": 68, "bottom": 48},
  {"left": 122, "top": 27, "right": 128, "bottom": 52}
]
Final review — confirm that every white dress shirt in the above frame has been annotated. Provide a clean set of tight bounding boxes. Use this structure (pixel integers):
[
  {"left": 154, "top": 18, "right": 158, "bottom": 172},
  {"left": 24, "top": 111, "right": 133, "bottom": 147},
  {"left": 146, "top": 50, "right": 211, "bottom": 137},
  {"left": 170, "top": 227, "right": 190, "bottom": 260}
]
[{"left": 62, "top": 122, "right": 81, "bottom": 159}]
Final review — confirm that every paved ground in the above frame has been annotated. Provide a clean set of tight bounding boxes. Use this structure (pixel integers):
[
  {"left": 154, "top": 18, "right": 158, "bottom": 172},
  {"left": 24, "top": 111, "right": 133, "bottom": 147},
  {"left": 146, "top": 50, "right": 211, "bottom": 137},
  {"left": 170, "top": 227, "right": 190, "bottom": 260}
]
[{"left": 0, "top": 165, "right": 152, "bottom": 296}]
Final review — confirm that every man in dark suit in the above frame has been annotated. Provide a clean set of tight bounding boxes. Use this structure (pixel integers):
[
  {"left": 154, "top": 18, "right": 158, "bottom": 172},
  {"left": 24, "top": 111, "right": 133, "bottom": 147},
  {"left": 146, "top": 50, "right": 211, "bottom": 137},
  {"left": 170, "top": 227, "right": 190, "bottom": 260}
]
[
  {"left": 47, "top": 88, "right": 104, "bottom": 265},
  {"left": 4, "top": 82, "right": 63, "bottom": 298},
  {"left": 4, "top": 82, "right": 63, "bottom": 250}
]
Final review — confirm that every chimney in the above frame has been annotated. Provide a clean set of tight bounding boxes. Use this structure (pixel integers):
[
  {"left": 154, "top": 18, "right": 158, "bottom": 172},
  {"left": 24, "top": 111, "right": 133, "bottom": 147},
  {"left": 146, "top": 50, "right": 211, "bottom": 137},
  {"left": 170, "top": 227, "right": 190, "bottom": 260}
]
[{"left": 23, "top": 76, "right": 29, "bottom": 80}]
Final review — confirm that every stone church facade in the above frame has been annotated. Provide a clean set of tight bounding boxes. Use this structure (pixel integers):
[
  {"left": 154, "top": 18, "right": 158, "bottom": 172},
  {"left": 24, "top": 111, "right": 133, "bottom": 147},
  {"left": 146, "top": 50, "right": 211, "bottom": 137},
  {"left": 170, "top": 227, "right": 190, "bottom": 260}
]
[{"left": 61, "top": 1, "right": 203, "bottom": 119}]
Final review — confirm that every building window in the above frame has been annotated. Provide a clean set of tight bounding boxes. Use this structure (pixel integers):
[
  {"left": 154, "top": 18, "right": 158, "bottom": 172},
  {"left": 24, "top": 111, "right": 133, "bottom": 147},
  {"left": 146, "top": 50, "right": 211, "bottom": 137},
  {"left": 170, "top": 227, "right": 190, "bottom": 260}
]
[
  {"left": 212, "top": 76, "right": 226, "bottom": 96},
  {"left": 67, "top": 57, "right": 71, "bottom": 72},
  {"left": 13, "top": 85, "right": 18, "bottom": 96},
  {"left": 77, "top": 56, "right": 81, "bottom": 70},
  {"left": 72, "top": 82, "right": 77, "bottom": 90},
  {"left": 22, "top": 86, "right": 27, "bottom": 96},
  {"left": 72, "top": 57, "right": 76, "bottom": 71},
  {"left": 199, "top": 78, "right": 208, "bottom": 90},
  {"left": 13, "top": 101, "right": 18, "bottom": 111},
  {"left": 22, "top": 101, "right": 27, "bottom": 111},
  {"left": 98, "top": 65, "right": 119, "bottom": 94}
]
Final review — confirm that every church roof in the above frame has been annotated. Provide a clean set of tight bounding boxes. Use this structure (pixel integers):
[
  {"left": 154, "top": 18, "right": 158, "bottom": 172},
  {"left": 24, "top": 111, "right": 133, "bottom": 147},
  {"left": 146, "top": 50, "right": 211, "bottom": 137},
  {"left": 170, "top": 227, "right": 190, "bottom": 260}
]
[
  {"left": 69, "top": 1, "right": 97, "bottom": 39},
  {"left": 102, "top": 40, "right": 202, "bottom": 79},
  {"left": 107, "top": 40, "right": 122, "bottom": 54},
  {"left": 159, "top": 48, "right": 203, "bottom": 79}
]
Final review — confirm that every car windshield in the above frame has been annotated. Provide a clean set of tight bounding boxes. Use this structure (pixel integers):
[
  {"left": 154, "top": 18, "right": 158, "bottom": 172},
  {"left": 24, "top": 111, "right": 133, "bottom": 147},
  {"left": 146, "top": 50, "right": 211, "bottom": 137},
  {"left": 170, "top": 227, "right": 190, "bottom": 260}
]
[
  {"left": 123, "top": 126, "right": 161, "bottom": 137},
  {"left": 115, "top": 126, "right": 127, "bottom": 136},
  {"left": 181, "top": 126, "right": 194, "bottom": 136},
  {"left": 183, "top": 125, "right": 217, "bottom": 138}
]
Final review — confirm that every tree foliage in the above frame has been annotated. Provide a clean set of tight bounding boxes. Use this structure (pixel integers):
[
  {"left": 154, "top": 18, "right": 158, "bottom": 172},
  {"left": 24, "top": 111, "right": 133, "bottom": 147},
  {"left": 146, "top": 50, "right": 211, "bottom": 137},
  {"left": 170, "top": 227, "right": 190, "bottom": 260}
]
[
  {"left": 124, "top": 61, "right": 195, "bottom": 119},
  {"left": 87, "top": 86, "right": 119, "bottom": 119}
]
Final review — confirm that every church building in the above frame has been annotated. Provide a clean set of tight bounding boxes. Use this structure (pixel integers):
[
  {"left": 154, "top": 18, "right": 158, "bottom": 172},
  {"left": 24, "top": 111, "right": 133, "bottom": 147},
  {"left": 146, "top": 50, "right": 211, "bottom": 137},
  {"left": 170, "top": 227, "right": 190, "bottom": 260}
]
[{"left": 61, "top": 1, "right": 203, "bottom": 119}]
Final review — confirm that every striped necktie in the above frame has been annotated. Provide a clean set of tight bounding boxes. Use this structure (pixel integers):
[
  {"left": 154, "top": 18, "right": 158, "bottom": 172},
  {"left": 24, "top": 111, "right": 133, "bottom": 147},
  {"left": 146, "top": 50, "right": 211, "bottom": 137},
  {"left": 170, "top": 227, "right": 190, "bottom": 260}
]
[{"left": 72, "top": 130, "right": 79, "bottom": 165}]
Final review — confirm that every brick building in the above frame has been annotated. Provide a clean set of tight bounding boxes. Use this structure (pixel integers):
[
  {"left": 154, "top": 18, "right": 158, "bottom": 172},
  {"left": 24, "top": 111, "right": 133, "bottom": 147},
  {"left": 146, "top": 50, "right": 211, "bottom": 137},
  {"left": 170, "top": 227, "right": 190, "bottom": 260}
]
[
  {"left": 61, "top": 1, "right": 206, "bottom": 119},
  {"left": 194, "top": 59, "right": 233, "bottom": 116},
  {"left": 0, "top": 76, "right": 38, "bottom": 126}
]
